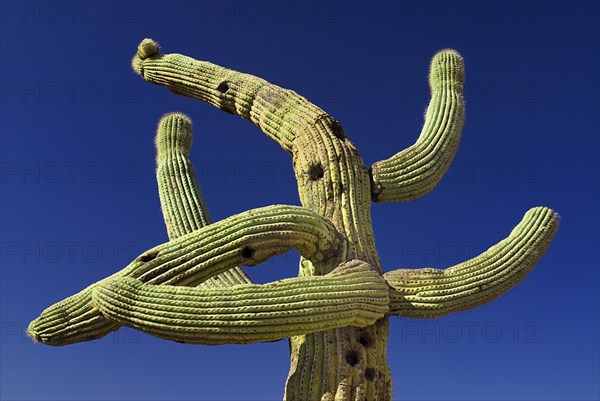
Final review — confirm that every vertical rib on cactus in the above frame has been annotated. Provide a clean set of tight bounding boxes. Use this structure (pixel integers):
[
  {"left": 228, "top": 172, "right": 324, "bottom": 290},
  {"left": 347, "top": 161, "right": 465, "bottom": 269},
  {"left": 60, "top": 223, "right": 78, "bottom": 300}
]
[
  {"left": 29, "top": 38, "right": 559, "bottom": 401},
  {"left": 155, "top": 113, "right": 251, "bottom": 288}
]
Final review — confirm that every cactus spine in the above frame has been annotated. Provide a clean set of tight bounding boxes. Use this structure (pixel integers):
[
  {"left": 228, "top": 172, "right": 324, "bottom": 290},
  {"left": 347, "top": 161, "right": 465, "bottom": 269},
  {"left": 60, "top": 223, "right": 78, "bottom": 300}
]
[{"left": 29, "top": 39, "right": 558, "bottom": 401}]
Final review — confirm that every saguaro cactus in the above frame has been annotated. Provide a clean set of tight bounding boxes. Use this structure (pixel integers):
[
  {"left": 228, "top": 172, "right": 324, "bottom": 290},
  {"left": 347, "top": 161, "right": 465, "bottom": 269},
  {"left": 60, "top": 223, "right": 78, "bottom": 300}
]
[{"left": 29, "top": 39, "right": 558, "bottom": 401}]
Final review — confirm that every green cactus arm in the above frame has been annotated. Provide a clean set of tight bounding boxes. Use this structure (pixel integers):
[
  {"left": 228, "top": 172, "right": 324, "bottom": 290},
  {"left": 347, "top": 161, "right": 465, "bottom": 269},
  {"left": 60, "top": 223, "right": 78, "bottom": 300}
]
[
  {"left": 155, "top": 112, "right": 212, "bottom": 237},
  {"left": 155, "top": 112, "right": 251, "bottom": 288},
  {"left": 369, "top": 50, "right": 465, "bottom": 203},
  {"left": 132, "top": 39, "right": 343, "bottom": 154},
  {"left": 384, "top": 207, "right": 558, "bottom": 318},
  {"left": 28, "top": 205, "right": 344, "bottom": 345},
  {"left": 91, "top": 260, "right": 389, "bottom": 345},
  {"left": 127, "top": 204, "right": 343, "bottom": 285}
]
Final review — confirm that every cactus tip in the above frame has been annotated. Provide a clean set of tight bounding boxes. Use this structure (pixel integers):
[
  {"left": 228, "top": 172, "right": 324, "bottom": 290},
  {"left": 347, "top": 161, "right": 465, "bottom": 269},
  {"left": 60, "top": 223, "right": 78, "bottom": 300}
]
[
  {"left": 160, "top": 112, "right": 192, "bottom": 125},
  {"left": 434, "top": 48, "right": 463, "bottom": 60},
  {"left": 137, "top": 38, "right": 160, "bottom": 59},
  {"left": 132, "top": 38, "right": 160, "bottom": 76},
  {"left": 27, "top": 320, "right": 41, "bottom": 343},
  {"left": 156, "top": 112, "right": 194, "bottom": 156},
  {"left": 429, "top": 48, "right": 465, "bottom": 89}
]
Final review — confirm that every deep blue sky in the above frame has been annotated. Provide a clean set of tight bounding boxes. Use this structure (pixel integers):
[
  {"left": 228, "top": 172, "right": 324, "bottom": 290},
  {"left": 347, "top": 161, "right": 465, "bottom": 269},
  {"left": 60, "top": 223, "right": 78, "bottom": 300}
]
[{"left": 1, "top": 1, "right": 598, "bottom": 400}]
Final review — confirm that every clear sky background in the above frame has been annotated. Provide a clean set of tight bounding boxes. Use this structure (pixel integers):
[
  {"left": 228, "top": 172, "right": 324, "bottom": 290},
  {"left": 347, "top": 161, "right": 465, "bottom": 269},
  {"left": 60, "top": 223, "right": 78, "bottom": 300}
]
[{"left": 1, "top": 1, "right": 598, "bottom": 400}]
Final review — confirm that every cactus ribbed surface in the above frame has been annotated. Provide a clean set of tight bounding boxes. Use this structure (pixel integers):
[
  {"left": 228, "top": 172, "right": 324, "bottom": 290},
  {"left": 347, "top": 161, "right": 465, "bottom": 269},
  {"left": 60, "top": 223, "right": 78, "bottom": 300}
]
[
  {"left": 385, "top": 207, "right": 558, "bottom": 318},
  {"left": 29, "top": 39, "right": 558, "bottom": 401},
  {"left": 93, "top": 259, "right": 389, "bottom": 345},
  {"left": 370, "top": 51, "right": 465, "bottom": 202}
]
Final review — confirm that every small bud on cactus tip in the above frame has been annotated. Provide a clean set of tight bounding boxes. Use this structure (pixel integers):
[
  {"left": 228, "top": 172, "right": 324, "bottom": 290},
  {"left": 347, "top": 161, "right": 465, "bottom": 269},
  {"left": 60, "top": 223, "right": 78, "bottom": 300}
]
[{"left": 137, "top": 38, "right": 160, "bottom": 60}]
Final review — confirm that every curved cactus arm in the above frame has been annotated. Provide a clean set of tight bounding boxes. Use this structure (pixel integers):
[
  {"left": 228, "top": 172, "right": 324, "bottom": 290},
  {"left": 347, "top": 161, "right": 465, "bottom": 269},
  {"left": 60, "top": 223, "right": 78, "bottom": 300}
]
[
  {"left": 155, "top": 112, "right": 252, "bottom": 288},
  {"left": 384, "top": 207, "right": 558, "bottom": 318},
  {"left": 132, "top": 39, "right": 344, "bottom": 154},
  {"left": 129, "top": 204, "right": 344, "bottom": 285},
  {"left": 91, "top": 260, "right": 389, "bottom": 345},
  {"left": 28, "top": 205, "right": 344, "bottom": 346},
  {"left": 369, "top": 50, "right": 465, "bottom": 203}
]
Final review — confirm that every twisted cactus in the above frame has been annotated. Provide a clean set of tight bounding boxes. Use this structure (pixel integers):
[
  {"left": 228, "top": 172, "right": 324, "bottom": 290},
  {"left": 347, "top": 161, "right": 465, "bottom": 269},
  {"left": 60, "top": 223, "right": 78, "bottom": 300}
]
[{"left": 29, "top": 39, "right": 558, "bottom": 401}]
